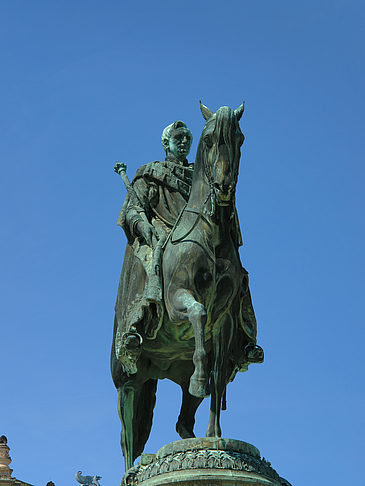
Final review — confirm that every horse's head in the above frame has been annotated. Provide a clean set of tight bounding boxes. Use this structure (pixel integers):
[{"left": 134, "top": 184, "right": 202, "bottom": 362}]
[{"left": 199, "top": 101, "right": 245, "bottom": 206}]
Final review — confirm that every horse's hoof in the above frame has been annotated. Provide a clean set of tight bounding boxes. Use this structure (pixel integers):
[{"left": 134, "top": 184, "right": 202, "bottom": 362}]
[
  {"left": 189, "top": 378, "right": 210, "bottom": 398},
  {"left": 206, "top": 428, "right": 222, "bottom": 438},
  {"left": 176, "top": 421, "right": 195, "bottom": 439}
]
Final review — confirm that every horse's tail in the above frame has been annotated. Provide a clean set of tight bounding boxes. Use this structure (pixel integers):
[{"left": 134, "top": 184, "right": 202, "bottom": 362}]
[{"left": 132, "top": 378, "right": 157, "bottom": 461}]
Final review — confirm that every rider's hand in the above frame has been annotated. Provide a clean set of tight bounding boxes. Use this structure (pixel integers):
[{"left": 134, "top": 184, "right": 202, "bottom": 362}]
[{"left": 136, "top": 221, "right": 156, "bottom": 247}]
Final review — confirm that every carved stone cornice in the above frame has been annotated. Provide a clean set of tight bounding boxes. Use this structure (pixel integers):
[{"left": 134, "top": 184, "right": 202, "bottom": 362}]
[{"left": 123, "top": 438, "right": 292, "bottom": 486}]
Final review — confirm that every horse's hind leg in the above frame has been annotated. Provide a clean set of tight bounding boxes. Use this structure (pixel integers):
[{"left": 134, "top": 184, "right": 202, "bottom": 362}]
[
  {"left": 118, "top": 376, "right": 157, "bottom": 475},
  {"left": 206, "top": 372, "right": 223, "bottom": 438},
  {"left": 206, "top": 316, "right": 233, "bottom": 438},
  {"left": 176, "top": 383, "right": 203, "bottom": 439},
  {"left": 117, "top": 383, "right": 135, "bottom": 471},
  {"left": 173, "top": 289, "right": 209, "bottom": 398}
]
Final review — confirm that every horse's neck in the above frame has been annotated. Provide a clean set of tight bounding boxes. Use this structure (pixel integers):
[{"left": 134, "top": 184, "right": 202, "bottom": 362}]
[
  {"left": 186, "top": 157, "right": 234, "bottom": 243},
  {"left": 187, "top": 154, "right": 211, "bottom": 210}
]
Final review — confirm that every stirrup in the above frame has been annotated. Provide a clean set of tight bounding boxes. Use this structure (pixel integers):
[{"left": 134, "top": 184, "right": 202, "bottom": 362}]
[{"left": 245, "top": 343, "right": 264, "bottom": 363}]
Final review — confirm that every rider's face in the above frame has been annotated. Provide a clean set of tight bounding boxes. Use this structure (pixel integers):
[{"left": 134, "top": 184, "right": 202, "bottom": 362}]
[{"left": 168, "top": 129, "right": 192, "bottom": 160}]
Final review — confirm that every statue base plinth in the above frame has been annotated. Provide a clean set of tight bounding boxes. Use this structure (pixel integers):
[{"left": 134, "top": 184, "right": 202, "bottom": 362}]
[{"left": 124, "top": 438, "right": 291, "bottom": 486}]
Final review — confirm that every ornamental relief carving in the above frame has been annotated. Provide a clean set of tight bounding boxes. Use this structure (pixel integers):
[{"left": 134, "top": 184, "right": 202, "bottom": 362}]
[{"left": 123, "top": 449, "right": 291, "bottom": 486}]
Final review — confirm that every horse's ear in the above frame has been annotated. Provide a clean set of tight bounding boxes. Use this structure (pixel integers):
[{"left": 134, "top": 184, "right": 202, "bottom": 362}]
[
  {"left": 234, "top": 101, "right": 245, "bottom": 120},
  {"left": 200, "top": 100, "right": 214, "bottom": 121}
]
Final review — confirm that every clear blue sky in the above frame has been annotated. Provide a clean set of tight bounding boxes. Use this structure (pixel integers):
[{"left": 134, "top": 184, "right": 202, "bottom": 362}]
[{"left": 1, "top": 1, "right": 364, "bottom": 486}]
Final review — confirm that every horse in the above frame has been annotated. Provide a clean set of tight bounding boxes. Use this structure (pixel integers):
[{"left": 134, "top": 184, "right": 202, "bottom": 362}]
[{"left": 111, "top": 102, "right": 263, "bottom": 474}]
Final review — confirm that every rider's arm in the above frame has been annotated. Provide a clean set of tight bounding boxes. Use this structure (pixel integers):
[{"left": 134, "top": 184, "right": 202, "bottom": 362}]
[
  {"left": 119, "top": 177, "right": 157, "bottom": 247},
  {"left": 125, "top": 177, "right": 150, "bottom": 238}
]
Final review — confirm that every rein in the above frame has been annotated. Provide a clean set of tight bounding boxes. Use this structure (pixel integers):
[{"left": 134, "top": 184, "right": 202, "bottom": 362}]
[
  {"left": 161, "top": 144, "right": 215, "bottom": 247},
  {"left": 167, "top": 189, "right": 213, "bottom": 246},
  {"left": 165, "top": 139, "right": 235, "bottom": 248}
]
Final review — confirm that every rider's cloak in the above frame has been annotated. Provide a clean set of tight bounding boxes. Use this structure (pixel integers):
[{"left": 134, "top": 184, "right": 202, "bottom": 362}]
[{"left": 113, "top": 159, "right": 257, "bottom": 376}]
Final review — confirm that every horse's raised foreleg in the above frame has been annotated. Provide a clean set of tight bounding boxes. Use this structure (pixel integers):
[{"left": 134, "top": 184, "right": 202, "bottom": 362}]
[
  {"left": 117, "top": 383, "right": 135, "bottom": 471},
  {"left": 176, "top": 383, "right": 203, "bottom": 438},
  {"left": 173, "top": 289, "right": 209, "bottom": 398}
]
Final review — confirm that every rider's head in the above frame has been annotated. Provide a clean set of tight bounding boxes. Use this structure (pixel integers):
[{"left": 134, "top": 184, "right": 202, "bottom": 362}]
[{"left": 162, "top": 121, "right": 193, "bottom": 161}]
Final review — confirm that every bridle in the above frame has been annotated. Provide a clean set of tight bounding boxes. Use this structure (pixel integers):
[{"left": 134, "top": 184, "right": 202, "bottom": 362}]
[{"left": 166, "top": 142, "right": 236, "bottom": 247}]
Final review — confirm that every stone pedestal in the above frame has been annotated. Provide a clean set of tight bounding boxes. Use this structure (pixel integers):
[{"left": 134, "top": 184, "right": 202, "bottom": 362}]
[{"left": 124, "top": 438, "right": 291, "bottom": 486}]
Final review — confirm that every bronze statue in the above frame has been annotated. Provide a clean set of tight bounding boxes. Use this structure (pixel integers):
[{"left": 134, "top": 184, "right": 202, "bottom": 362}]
[{"left": 111, "top": 102, "right": 264, "bottom": 473}]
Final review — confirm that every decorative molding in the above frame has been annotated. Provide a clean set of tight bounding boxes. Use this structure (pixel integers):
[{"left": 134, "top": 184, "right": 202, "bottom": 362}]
[{"left": 123, "top": 448, "right": 291, "bottom": 486}]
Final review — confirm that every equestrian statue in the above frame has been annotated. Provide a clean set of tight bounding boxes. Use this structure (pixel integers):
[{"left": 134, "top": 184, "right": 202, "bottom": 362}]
[{"left": 111, "top": 101, "right": 264, "bottom": 474}]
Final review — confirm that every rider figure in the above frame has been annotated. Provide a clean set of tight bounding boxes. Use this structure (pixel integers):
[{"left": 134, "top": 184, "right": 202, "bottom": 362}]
[
  {"left": 114, "top": 122, "right": 194, "bottom": 369},
  {"left": 118, "top": 120, "right": 194, "bottom": 249}
]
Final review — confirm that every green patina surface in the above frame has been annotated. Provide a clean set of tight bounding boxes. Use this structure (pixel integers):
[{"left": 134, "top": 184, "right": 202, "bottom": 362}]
[{"left": 111, "top": 103, "right": 264, "bottom": 476}]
